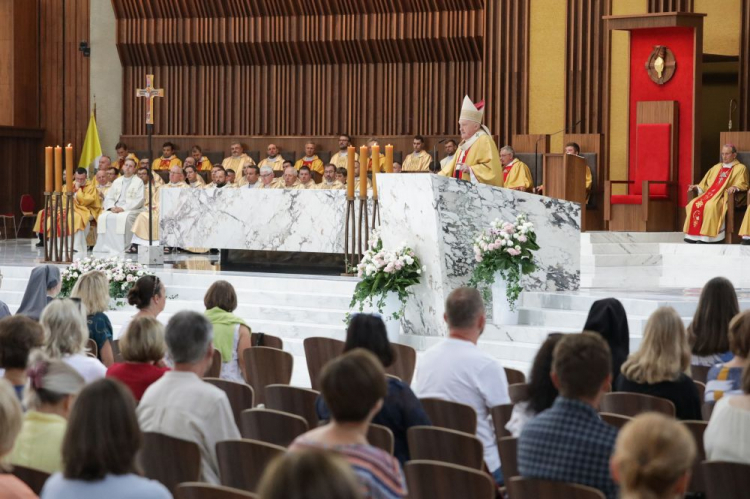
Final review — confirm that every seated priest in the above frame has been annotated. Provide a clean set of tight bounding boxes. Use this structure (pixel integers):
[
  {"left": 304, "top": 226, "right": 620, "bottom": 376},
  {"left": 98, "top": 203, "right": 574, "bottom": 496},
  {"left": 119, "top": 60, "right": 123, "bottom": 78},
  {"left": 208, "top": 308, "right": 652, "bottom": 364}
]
[
  {"left": 298, "top": 166, "right": 317, "bottom": 189},
  {"left": 335, "top": 167, "right": 348, "bottom": 185},
  {"left": 114, "top": 142, "right": 138, "bottom": 171},
  {"left": 129, "top": 165, "right": 187, "bottom": 253},
  {"left": 95, "top": 169, "right": 111, "bottom": 198},
  {"left": 393, "top": 162, "right": 402, "bottom": 173},
  {"left": 317, "top": 164, "right": 345, "bottom": 190},
  {"left": 226, "top": 168, "right": 237, "bottom": 185},
  {"left": 259, "top": 144, "right": 285, "bottom": 172},
  {"left": 154, "top": 142, "right": 182, "bottom": 171},
  {"left": 97, "top": 155, "right": 112, "bottom": 173},
  {"left": 191, "top": 145, "right": 212, "bottom": 171},
  {"left": 204, "top": 165, "right": 223, "bottom": 189},
  {"left": 184, "top": 164, "right": 205, "bottom": 188},
  {"left": 139, "top": 158, "right": 164, "bottom": 187},
  {"left": 274, "top": 166, "right": 304, "bottom": 189},
  {"left": 499, "top": 146, "right": 533, "bottom": 192},
  {"left": 93, "top": 158, "right": 146, "bottom": 254},
  {"left": 295, "top": 142, "right": 325, "bottom": 175},
  {"left": 213, "top": 167, "right": 233, "bottom": 189},
  {"left": 366, "top": 139, "right": 386, "bottom": 172},
  {"left": 535, "top": 142, "right": 593, "bottom": 201},
  {"left": 402, "top": 135, "right": 433, "bottom": 172},
  {"left": 441, "top": 140, "right": 458, "bottom": 169},
  {"left": 685, "top": 144, "right": 749, "bottom": 243},
  {"left": 257, "top": 165, "right": 278, "bottom": 189},
  {"left": 330, "top": 134, "right": 358, "bottom": 169},
  {"left": 222, "top": 142, "right": 256, "bottom": 174},
  {"left": 438, "top": 95, "right": 503, "bottom": 186},
  {"left": 107, "top": 167, "right": 119, "bottom": 184},
  {"left": 243, "top": 165, "right": 262, "bottom": 189},
  {"left": 354, "top": 161, "right": 372, "bottom": 189}
]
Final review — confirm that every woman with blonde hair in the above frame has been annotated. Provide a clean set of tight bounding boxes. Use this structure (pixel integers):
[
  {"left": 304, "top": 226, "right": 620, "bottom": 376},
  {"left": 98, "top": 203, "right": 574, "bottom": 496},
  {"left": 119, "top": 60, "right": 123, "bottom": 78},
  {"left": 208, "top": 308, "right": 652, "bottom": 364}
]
[
  {"left": 106, "top": 317, "right": 169, "bottom": 401},
  {"left": 0, "top": 379, "right": 36, "bottom": 498},
  {"left": 611, "top": 413, "right": 695, "bottom": 499},
  {"left": 258, "top": 450, "right": 363, "bottom": 499},
  {"left": 40, "top": 299, "right": 106, "bottom": 383},
  {"left": 615, "top": 306, "right": 702, "bottom": 420},
  {"left": 9, "top": 352, "right": 85, "bottom": 473},
  {"left": 71, "top": 271, "right": 114, "bottom": 367}
]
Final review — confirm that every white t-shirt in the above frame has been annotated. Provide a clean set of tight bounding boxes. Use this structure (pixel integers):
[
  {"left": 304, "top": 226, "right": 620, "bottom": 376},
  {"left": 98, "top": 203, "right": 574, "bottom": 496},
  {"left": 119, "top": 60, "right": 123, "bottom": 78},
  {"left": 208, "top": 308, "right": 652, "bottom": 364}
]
[
  {"left": 414, "top": 337, "right": 510, "bottom": 471},
  {"left": 41, "top": 472, "right": 170, "bottom": 499},
  {"left": 62, "top": 354, "right": 107, "bottom": 384},
  {"left": 705, "top": 396, "right": 750, "bottom": 464}
]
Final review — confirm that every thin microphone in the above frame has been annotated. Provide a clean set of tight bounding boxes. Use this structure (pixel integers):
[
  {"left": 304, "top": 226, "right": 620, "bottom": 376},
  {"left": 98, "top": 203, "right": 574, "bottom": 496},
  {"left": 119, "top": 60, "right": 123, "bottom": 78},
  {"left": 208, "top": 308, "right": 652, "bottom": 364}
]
[{"left": 437, "top": 138, "right": 448, "bottom": 144}]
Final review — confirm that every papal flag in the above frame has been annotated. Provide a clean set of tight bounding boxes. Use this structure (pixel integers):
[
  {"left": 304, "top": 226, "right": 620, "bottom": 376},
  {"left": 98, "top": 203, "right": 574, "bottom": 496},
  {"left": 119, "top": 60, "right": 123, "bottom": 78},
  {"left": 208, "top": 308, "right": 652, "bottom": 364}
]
[{"left": 78, "top": 111, "right": 102, "bottom": 174}]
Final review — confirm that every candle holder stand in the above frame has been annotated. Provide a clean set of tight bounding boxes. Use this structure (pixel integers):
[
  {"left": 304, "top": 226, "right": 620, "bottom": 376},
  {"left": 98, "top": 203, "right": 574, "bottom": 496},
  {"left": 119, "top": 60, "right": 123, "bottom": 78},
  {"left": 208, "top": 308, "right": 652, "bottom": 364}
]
[
  {"left": 343, "top": 196, "right": 357, "bottom": 274},
  {"left": 357, "top": 195, "right": 369, "bottom": 265},
  {"left": 370, "top": 197, "right": 380, "bottom": 228},
  {"left": 43, "top": 191, "right": 73, "bottom": 264},
  {"left": 42, "top": 192, "right": 53, "bottom": 262},
  {"left": 64, "top": 193, "right": 74, "bottom": 263}
]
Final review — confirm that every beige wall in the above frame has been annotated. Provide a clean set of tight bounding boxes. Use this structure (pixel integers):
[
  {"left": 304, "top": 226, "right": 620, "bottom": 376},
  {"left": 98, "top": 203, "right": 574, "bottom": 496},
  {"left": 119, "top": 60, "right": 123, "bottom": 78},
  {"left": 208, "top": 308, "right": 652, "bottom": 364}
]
[
  {"left": 90, "top": 1, "right": 121, "bottom": 158},
  {"left": 695, "top": 0, "right": 741, "bottom": 56}
]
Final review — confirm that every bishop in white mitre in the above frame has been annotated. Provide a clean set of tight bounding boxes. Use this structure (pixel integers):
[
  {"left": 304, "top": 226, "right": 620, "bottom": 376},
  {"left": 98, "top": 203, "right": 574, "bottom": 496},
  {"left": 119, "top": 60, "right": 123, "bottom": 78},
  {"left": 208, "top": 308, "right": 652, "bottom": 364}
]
[{"left": 93, "top": 158, "right": 146, "bottom": 254}]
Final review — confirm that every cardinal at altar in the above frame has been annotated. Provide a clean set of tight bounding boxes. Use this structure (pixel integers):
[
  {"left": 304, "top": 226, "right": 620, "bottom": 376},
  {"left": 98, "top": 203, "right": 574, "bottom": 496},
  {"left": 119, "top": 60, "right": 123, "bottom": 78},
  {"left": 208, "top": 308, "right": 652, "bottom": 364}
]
[
  {"left": 93, "top": 158, "right": 146, "bottom": 254},
  {"left": 684, "top": 145, "right": 749, "bottom": 243},
  {"left": 438, "top": 96, "right": 504, "bottom": 186}
]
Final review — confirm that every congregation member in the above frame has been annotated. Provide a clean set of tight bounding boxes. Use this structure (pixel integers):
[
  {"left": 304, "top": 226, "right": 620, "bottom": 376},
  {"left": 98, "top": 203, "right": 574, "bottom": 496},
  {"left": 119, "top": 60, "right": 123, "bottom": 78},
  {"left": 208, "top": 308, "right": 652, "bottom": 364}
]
[
  {"left": 402, "top": 135, "right": 432, "bottom": 172},
  {"left": 259, "top": 165, "right": 278, "bottom": 189},
  {"left": 611, "top": 414, "right": 696, "bottom": 499},
  {"left": 438, "top": 96, "right": 503, "bottom": 186},
  {"left": 415, "top": 287, "right": 510, "bottom": 484},
  {"left": 120, "top": 276, "right": 167, "bottom": 347},
  {"left": 243, "top": 164, "right": 262, "bottom": 188},
  {"left": 315, "top": 314, "right": 431, "bottom": 465},
  {"left": 689, "top": 276, "right": 738, "bottom": 366},
  {"left": 706, "top": 310, "right": 750, "bottom": 403},
  {"left": 295, "top": 142, "right": 325, "bottom": 175},
  {"left": 259, "top": 143, "right": 285, "bottom": 171},
  {"left": 615, "top": 307, "right": 702, "bottom": 420},
  {"left": 499, "top": 146, "right": 533, "bottom": 192},
  {"left": 16, "top": 264, "right": 61, "bottom": 320},
  {"left": 222, "top": 142, "right": 256, "bottom": 173},
  {"left": 705, "top": 363, "right": 750, "bottom": 463},
  {"left": 226, "top": 168, "right": 237, "bottom": 184},
  {"left": 535, "top": 142, "right": 593, "bottom": 201},
  {"left": 106, "top": 317, "right": 169, "bottom": 401},
  {"left": 153, "top": 141, "right": 182, "bottom": 171},
  {"left": 0, "top": 379, "right": 37, "bottom": 498},
  {"left": 184, "top": 164, "right": 206, "bottom": 187},
  {"left": 291, "top": 349, "right": 407, "bottom": 498},
  {"left": 317, "top": 164, "right": 345, "bottom": 189},
  {"left": 40, "top": 299, "right": 107, "bottom": 383},
  {"left": 9, "top": 353, "right": 85, "bottom": 474},
  {"left": 506, "top": 333, "right": 562, "bottom": 437},
  {"left": 518, "top": 332, "right": 618, "bottom": 499},
  {"left": 335, "top": 167, "right": 348, "bottom": 185},
  {"left": 298, "top": 166, "right": 317, "bottom": 189},
  {"left": 138, "top": 311, "right": 240, "bottom": 484},
  {"left": 40, "top": 378, "right": 171, "bottom": 499},
  {"left": 366, "top": 139, "right": 385, "bottom": 172},
  {"left": 129, "top": 164, "right": 187, "bottom": 253},
  {"left": 685, "top": 144, "right": 748, "bottom": 243},
  {"left": 71, "top": 271, "right": 115, "bottom": 367},
  {"left": 191, "top": 144, "right": 212, "bottom": 171},
  {"left": 392, "top": 162, "right": 402, "bottom": 173},
  {"left": 583, "top": 298, "right": 630, "bottom": 381},
  {"left": 113, "top": 142, "right": 138, "bottom": 171},
  {"left": 94, "top": 158, "right": 146, "bottom": 254},
  {"left": 0, "top": 316, "right": 44, "bottom": 400},
  {"left": 275, "top": 166, "right": 304, "bottom": 189},
  {"left": 258, "top": 450, "right": 364, "bottom": 499},
  {"left": 440, "top": 139, "right": 457, "bottom": 169},
  {"left": 330, "top": 134, "right": 359, "bottom": 169},
  {"left": 203, "top": 280, "right": 252, "bottom": 382}
]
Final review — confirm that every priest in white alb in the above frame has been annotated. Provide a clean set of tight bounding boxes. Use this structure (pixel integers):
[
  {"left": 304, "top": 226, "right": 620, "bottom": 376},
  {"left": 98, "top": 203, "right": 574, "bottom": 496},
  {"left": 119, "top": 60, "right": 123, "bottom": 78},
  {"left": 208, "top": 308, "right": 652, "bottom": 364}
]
[{"left": 93, "top": 158, "right": 146, "bottom": 254}]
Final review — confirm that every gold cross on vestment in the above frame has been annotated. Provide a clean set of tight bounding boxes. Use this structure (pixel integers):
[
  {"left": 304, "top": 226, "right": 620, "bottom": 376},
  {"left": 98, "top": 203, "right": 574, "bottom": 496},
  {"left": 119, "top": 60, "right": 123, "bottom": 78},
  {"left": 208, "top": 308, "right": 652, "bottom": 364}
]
[{"left": 136, "top": 74, "right": 164, "bottom": 125}]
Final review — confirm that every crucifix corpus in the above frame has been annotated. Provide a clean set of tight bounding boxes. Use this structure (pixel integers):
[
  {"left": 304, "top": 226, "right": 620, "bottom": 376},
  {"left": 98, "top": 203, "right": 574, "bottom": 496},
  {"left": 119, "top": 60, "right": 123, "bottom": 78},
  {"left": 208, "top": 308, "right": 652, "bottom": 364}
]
[{"left": 136, "top": 74, "right": 164, "bottom": 259}]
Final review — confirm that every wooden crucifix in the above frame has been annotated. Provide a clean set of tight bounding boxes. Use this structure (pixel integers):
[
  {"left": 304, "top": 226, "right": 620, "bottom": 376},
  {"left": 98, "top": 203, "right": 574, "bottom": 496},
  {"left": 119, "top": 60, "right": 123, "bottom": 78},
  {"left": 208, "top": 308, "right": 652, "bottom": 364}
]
[{"left": 136, "top": 74, "right": 164, "bottom": 246}]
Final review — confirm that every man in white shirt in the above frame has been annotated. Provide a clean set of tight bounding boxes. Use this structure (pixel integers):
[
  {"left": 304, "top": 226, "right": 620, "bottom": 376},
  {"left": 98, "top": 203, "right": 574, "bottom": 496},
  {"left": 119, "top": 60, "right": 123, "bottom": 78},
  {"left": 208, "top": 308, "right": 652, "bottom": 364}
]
[
  {"left": 93, "top": 158, "right": 146, "bottom": 254},
  {"left": 415, "top": 287, "right": 510, "bottom": 484},
  {"left": 440, "top": 139, "right": 458, "bottom": 169},
  {"left": 137, "top": 311, "right": 240, "bottom": 484}
]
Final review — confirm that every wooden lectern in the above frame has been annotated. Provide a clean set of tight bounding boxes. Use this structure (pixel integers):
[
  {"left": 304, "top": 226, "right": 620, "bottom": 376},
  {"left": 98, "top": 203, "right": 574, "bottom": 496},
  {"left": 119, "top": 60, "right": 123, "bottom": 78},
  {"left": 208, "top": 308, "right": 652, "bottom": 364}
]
[{"left": 543, "top": 153, "right": 588, "bottom": 230}]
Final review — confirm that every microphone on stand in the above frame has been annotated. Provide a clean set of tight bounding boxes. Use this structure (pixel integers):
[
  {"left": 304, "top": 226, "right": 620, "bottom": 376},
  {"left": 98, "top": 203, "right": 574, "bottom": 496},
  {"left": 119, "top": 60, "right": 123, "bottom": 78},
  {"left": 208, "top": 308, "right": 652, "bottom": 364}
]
[{"left": 534, "top": 119, "right": 582, "bottom": 187}]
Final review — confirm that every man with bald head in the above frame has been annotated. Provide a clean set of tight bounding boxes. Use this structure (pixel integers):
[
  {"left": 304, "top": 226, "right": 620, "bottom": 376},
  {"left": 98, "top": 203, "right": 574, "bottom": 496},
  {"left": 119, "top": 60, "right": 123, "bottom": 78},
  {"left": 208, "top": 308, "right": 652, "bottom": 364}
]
[
  {"left": 274, "top": 166, "right": 303, "bottom": 189},
  {"left": 222, "top": 142, "right": 256, "bottom": 175},
  {"left": 294, "top": 142, "right": 325, "bottom": 175},
  {"left": 259, "top": 143, "right": 285, "bottom": 172},
  {"left": 439, "top": 96, "right": 503, "bottom": 186}
]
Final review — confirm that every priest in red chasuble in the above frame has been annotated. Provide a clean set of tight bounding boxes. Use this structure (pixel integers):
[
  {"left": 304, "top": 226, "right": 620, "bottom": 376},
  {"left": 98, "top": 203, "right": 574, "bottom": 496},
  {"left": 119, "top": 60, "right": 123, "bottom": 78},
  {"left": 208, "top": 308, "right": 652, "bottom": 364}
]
[
  {"left": 684, "top": 144, "right": 748, "bottom": 243},
  {"left": 438, "top": 96, "right": 504, "bottom": 187}
]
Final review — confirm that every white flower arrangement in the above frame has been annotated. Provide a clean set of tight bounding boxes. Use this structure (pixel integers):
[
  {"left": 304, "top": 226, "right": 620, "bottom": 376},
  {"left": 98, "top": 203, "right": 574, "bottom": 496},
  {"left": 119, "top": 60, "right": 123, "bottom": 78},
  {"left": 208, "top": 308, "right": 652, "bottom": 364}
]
[{"left": 60, "top": 256, "right": 154, "bottom": 306}]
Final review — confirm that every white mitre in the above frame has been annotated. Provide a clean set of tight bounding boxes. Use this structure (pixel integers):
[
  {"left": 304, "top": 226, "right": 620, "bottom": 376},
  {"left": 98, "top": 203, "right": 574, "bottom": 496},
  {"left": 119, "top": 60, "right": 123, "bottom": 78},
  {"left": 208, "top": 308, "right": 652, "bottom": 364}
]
[{"left": 460, "top": 95, "right": 491, "bottom": 135}]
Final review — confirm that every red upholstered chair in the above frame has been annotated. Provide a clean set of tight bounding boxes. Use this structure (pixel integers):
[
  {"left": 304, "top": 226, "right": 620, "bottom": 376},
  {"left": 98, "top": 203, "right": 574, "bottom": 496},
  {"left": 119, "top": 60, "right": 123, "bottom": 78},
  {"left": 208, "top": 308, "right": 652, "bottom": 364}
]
[
  {"left": 605, "top": 123, "right": 677, "bottom": 231},
  {"left": 15, "top": 194, "right": 36, "bottom": 237}
]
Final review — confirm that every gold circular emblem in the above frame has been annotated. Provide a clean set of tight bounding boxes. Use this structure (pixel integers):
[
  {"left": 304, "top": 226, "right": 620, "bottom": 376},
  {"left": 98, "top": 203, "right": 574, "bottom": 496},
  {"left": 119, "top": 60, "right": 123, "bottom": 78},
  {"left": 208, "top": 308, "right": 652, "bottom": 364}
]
[{"left": 645, "top": 45, "right": 676, "bottom": 85}]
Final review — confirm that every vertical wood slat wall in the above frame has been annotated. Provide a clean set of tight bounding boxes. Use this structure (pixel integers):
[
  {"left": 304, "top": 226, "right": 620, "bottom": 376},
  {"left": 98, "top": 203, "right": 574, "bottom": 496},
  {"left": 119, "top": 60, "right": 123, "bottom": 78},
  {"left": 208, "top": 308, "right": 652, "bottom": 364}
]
[
  {"left": 648, "top": 0, "right": 694, "bottom": 12},
  {"left": 740, "top": 0, "right": 750, "bottom": 130}
]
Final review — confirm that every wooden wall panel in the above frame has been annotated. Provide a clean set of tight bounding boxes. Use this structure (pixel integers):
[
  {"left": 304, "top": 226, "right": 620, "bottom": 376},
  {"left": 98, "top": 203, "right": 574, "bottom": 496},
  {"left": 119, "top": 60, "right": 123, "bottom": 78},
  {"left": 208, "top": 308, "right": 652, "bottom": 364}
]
[
  {"left": 648, "top": 0, "right": 694, "bottom": 12},
  {"left": 0, "top": 127, "right": 45, "bottom": 222},
  {"left": 740, "top": 0, "right": 750, "bottom": 130}
]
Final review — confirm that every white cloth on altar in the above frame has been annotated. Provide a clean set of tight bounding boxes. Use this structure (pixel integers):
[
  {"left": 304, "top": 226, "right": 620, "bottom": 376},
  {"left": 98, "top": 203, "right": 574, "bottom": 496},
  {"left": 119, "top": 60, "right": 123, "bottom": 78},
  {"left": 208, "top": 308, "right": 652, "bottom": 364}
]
[{"left": 93, "top": 176, "right": 145, "bottom": 254}]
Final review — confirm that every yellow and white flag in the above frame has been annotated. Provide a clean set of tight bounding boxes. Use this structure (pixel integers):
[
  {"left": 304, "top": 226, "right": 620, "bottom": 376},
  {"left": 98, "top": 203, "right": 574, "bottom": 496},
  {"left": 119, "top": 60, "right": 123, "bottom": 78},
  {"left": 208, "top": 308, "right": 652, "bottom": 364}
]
[{"left": 78, "top": 112, "right": 102, "bottom": 174}]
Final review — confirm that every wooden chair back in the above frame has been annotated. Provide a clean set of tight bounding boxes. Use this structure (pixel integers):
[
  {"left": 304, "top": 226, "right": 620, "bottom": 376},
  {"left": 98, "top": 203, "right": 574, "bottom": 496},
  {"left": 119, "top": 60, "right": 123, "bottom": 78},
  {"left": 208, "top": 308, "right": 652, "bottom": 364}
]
[
  {"left": 694, "top": 380, "right": 706, "bottom": 402},
  {"left": 508, "top": 383, "right": 529, "bottom": 404},
  {"left": 112, "top": 338, "right": 123, "bottom": 362},
  {"left": 11, "top": 465, "right": 50, "bottom": 495},
  {"left": 691, "top": 365, "right": 711, "bottom": 384},
  {"left": 498, "top": 436, "right": 519, "bottom": 482},
  {"left": 504, "top": 367, "right": 526, "bottom": 385},
  {"left": 683, "top": 420, "right": 708, "bottom": 495},
  {"left": 702, "top": 461, "right": 750, "bottom": 499},
  {"left": 240, "top": 408, "right": 308, "bottom": 447},
  {"left": 250, "top": 332, "right": 283, "bottom": 350},
  {"left": 600, "top": 392, "right": 676, "bottom": 418},
  {"left": 407, "top": 426, "right": 484, "bottom": 469},
  {"left": 204, "top": 349, "right": 221, "bottom": 378},
  {"left": 599, "top": 412, "right": 632, "bottom": 430},
  {"left": 204, "top": 378, "right": 255, "bottom": 427},
  {"left": 405, "top": 460, "right": 495, "bottom": 499},
  {"left": 176, "top": 483, "right": 259, "bottom": 499},
  {"left": 386, "top": 342, "right": 417, "bottom": 385},
  {"left": 216, "top": 439, "right": 285, "bottom": 494},
  {"left": 419, "top": 397, "right": 477, "bottom": 435},
  {"left": 303, "top": 337, "right": 344, "bottom": 391},
  {"left": 86, "top": 338, "right": 98, "bottom": 358},
  {"left": 702, "top": 401, "right": 715, "bottom": 421},
  {"left": 490, "top": 403, "right": 514, "bottom": 439},
  {"left": 242, "top": 347, "right": 293, "bottom": 406},
  {"left": 507, "top": 477, "right": 605, "bottom": 499},
  {"left": 139, "top": 432, "right": 201, "bottom": 495},
  {"left": 264, "top": 384, "right": 320, "bottom": 428},
  {"left": 368, "top": 423, "right": 395, "bottom": 455}
]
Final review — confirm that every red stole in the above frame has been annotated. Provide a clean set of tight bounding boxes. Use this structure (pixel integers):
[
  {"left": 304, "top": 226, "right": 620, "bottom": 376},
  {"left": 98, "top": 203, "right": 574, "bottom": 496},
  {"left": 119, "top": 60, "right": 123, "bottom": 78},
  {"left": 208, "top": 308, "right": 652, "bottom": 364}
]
[
  {"left": 455, "top": 147, "right": 472, "bottom": 179},
  {"left": 687, "top": 166, "right": 733, "bottom": 236},
  {"left": 503, "top": 162, "right": 514, "bottom": 183},
  {"left": 159, "top": 157, "right": 172, "bottom": 169}
]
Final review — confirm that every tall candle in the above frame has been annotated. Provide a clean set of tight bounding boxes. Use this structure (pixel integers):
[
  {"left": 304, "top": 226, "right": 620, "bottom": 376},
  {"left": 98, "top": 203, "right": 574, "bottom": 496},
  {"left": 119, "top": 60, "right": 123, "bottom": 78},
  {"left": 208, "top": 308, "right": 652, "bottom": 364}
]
[
  {"left": 371, "top": 145, "right": 380, "bottom": 198},
  {"left": 65, "top": 144, "right": 74, "bottom": 192},
  {"left": 346, "top": 146, "right": 355, "bottom": 198},
  {"left": 359, "top": 145, "right": 368, "bottom": 199},
  {"left": 45, "top": 147, "right": 53, "bottom": 192},
  {"left": 54, "top": 146, "right": 63, "bottom": 192},
  {"left": 385, "top": 145, "right": 393, "bottom": 173}
]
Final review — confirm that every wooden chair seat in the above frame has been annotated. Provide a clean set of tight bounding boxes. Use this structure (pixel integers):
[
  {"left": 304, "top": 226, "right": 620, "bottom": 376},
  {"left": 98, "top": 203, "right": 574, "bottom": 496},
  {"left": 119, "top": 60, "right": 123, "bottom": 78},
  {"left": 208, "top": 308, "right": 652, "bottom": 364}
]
[
  {"left": 303, "top": 337, "right": 344, "bottom": 391},
  {"left": 242, "top": 347, "right": 293, "bottom": 406},
  {"left": 600, "top": 392, "right": 676, "bottom": 418},
  {"left": 250, "top": 332, "right": 283, "bottom": 349},
  {"left": 240, "top": 408, "right": 308, "bottom": 447},
  {"left": 11, "top": 465, "right": 50, "bottom": 495},
  {"left": 176, "top": 483, "right": 259, "bottom": 499},
  {"left": 368, "top": 423, "right": 395, "bottom": 455},
  {"left": 204, "top": 377, "right": 255, "bottom": 427},
  {"left": 490, "top": 403, "right": 515, "bottom": 439},
  {"left": 216, "top": 439, "right": 285, "bottom": 494},
  {"left": 405, "top": 460, "right": 495, "bottom": 499},
  {"left": 386, "top": 343, "right": 417, "bottom": 385},
  {"left": 139, "top": 432, "right": 201, "bottom": 495},
  {"left": 407, "top": 426, "right": 484, "bottom": 469},
  {"left": 599, "top": 412, "right": 632, "bottom": 430},
  {"left": 507, "top": 477, "right": 605, "bottom": 499},
  {"left": 702, "top": 461, "right": 750, "bottom": 499},
  {"left": 419, "top": 397, "right": 477, "bottom": 435},
  {"left": 264, "top": 384, "right": 320, "bottom": 428}
]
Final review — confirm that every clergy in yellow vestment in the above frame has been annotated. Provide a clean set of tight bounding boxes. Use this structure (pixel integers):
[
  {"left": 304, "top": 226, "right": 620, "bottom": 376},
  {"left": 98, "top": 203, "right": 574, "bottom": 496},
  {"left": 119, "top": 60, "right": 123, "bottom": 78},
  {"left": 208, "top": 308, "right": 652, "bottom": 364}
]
[
  {"left": 184, "top": 164, "right": 206, "bottom": 188},
  {"left": 294, "top": 143, "right": 325, "bottom": 175},
  {"left": 190, "top": 145, "right": 212, "bottom": 171},
  {"left": 439, "top": 96, "right": 504, "bottom": 187},
  {"left": 154, "top": 142, "right": 182, "bottom": 171},
  {"left": 222, "top": 142, "right": 256, "bottom": 173},
  {"left": 273, "top": 167, "right": 305, "bottom": 189},
  {"left": 402, "top": 136, "right": 433, "bottom": 172},
  {"left": 500, "top": 147, "right": 534, "bottom": 192},
  {"left": 259, "top": 144, "right": 285, "bottom": 172},
  {"left": 130, "top": 166, "right": 187, "bottom": 248},
  {"left": 114, "top": 142, "right": 139, "bottom": 171},
  {"left": 316, "top": 164, "right": 345, "bottom": 190},
  {"left": 298, "top": 166, "right": 317, "bottom": 189},
  {"left": 684, "top": 145, "right": 749, "bottom": 243},
  {"left": 330, "top": 134, "right": 359, "bottom": 169}
]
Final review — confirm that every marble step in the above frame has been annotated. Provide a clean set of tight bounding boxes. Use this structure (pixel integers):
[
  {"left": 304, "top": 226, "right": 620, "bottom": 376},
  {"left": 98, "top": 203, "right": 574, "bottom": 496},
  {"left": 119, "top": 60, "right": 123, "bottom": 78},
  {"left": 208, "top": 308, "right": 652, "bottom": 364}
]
[
  {"left": 521, "top": 291, "right": 707, "bottom": 317},
  {"left": 582, "top": 232, "right": 686, "bottom": 245},
  {"left": 584, "top": 243, "right": 662, "bottom": 256},
  {"left": 581, "top": 254, "right": 662, "bottom": 268}
]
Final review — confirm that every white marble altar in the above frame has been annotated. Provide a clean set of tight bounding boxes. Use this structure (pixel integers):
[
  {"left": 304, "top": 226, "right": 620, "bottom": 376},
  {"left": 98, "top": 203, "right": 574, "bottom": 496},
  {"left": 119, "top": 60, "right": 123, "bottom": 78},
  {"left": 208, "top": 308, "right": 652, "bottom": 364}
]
[{"left": 378, "top": 174, "right": 581, "bottom": 336}]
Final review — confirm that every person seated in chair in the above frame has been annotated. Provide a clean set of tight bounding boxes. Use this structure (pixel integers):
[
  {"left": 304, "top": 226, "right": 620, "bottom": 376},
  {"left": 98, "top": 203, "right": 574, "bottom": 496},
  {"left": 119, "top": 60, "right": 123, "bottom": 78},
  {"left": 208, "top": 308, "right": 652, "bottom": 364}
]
[
  {"left": 93, "top": 159, "right": 145, "bottom": 254},
  {"left": 535, "top": 142, "right": 593, "bottom": 201}
]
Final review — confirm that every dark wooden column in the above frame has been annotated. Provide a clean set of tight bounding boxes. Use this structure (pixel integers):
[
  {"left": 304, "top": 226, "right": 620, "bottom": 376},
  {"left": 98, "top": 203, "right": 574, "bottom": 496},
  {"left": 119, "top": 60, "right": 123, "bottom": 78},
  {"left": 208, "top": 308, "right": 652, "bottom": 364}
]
[{"left": 740, "top": 0, "right": 750, "bottom": 130}]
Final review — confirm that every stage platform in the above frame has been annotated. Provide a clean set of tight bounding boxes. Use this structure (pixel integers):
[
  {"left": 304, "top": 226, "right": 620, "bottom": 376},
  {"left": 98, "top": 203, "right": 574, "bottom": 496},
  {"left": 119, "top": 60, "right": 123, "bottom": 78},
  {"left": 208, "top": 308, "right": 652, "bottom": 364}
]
[{"left": 1, "top": 233, "right": 748, "bottom": 387}]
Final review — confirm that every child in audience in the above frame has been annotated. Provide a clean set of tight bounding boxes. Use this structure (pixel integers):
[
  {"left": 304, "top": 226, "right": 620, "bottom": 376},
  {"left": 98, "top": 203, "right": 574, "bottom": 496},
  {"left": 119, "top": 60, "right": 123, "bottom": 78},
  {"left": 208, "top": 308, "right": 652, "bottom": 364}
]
[
  {"left": 40, "top": 378, "right": 171, "bottom": 499},
  {"left": 71, "top": 271, "right": 115, "bottom": 367},
  {"left": 615, "top": 307, "right": 702, "bottom": 420},
  {"left": 0, "top": 378, "right": 37, "bottom": 498},
  {"left": 610, "top": 413, "right": 695, "bottom": 499},
  {"left": 705, "top": 364, "right": 750, "bottom": 464},
  {"left": 258, "top": 450, "right": 363, "bottom": 499},
  {"left": 10, "top": 353, "right": 85, "bottom": 473},
  {"left": 689, "top": 277, "right": 738, "bottom": 366},
  {"left": 0, "top": 316, "right": 45, "bottom": 400},
  {"left": 705, "top": 310, "right": 750, "bottom": 403}
]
